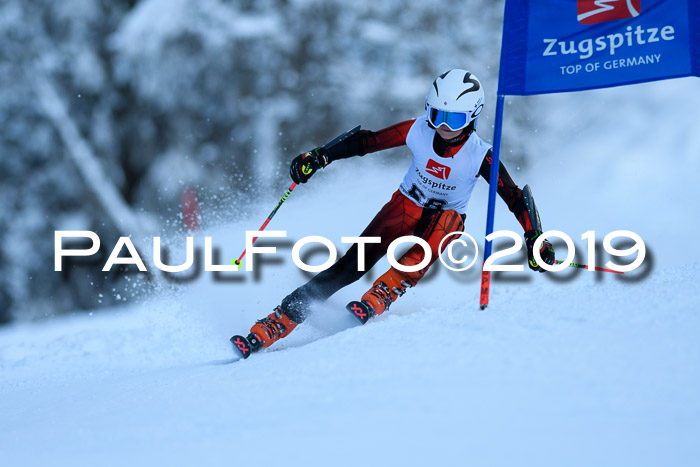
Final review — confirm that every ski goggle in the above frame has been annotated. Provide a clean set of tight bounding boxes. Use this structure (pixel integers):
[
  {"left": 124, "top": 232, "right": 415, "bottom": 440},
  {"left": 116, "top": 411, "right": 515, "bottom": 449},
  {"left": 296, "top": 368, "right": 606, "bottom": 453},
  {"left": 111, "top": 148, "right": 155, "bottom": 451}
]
[{"left": 426, "top": 105, "right": 471, "bottom": 131}]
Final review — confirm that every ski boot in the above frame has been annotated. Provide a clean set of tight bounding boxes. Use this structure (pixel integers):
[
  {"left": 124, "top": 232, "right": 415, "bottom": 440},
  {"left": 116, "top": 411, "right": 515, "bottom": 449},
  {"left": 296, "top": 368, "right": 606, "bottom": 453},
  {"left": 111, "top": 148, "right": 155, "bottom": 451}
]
[
  {"left": 230, "top": 306, "right": 299, "bottom": 358},
  {"left": 346, "top": 276, "right": 413, "bottom": 324}
]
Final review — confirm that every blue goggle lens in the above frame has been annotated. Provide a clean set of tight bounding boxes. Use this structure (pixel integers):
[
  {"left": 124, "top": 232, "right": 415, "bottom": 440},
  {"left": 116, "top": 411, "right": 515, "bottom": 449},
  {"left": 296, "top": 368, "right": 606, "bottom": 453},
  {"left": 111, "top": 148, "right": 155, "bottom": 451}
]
[{"left": 427, "top": 107, "right": 469, "bottom": 131}]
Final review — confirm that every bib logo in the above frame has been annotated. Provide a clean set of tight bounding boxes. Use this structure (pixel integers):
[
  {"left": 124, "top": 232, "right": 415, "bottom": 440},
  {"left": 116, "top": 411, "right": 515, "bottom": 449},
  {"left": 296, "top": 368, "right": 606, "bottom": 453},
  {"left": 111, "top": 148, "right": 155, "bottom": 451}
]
[
  {"left": 426, "top": 159, "right": 451, "bottom": 180},
  {"left": 577, "top": 0, "right": 641, "bottom": 25}
]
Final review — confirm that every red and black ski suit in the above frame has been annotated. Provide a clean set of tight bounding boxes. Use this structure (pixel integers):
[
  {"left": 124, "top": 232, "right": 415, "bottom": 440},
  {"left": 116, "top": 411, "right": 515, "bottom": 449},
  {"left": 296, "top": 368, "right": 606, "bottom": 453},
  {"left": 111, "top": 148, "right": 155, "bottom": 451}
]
[{"left": 280, "top": 119, "right": 534, "bottom": 323}]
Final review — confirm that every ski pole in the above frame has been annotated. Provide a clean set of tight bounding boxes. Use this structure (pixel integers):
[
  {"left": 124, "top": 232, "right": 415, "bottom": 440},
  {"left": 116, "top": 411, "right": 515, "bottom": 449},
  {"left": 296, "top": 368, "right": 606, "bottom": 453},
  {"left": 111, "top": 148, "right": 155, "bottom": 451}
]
[
  {"left": 231, "top": 183, "right": 297, "bottom": 269},
  {"left": 554, "top": 260, "right": 624, "bottom": 274},
  {"left": 231, "top": 124, "right": 361, "bottom": 269}
]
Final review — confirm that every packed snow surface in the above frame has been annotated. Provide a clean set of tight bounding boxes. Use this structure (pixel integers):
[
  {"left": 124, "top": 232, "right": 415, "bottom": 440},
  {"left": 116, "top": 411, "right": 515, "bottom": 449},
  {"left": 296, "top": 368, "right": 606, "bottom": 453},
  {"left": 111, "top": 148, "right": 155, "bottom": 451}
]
[{"left": 2, "top": 79, "right": 699, "bottom": 466}]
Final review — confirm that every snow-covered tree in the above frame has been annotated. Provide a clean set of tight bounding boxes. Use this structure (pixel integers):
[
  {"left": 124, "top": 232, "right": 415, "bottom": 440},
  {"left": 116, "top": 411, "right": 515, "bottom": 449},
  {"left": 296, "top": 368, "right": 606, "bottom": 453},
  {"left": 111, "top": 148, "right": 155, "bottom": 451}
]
[{"left": 1, "top": 0, "right": 535, "bottom": 323}]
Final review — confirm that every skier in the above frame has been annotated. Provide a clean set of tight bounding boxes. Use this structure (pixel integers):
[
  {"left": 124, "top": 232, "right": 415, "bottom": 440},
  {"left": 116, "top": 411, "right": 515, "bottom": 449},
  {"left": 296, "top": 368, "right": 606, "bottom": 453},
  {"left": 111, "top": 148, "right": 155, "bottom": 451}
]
[{"left": 233, "top": 69, "right": 555, "bottom": 357}]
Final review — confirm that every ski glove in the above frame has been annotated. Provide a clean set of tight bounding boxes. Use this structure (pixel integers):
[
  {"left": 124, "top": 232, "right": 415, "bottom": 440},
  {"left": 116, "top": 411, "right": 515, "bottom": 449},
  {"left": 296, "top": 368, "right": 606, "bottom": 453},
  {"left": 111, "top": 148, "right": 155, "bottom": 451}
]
[
  {"left": 524, "top": 229, "right": 555, "bottom": 273},
  {"left": 290, "top": 147, "right": 330, "bottom": 184}
]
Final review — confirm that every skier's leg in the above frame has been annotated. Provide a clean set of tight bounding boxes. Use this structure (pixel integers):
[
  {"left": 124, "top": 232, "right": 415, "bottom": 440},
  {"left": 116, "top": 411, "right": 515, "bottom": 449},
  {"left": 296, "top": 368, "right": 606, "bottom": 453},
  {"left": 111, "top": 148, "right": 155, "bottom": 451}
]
[
  {"left": 361, "top": 208, "right": 465, "bottom": 316},
  {"left": 245, "top": 191, "right": 421, "bottom": 349},
  {"left": 280, "top": 190, "right": 423, "bottom": 323},
  {"left": 280, "top": 242, "right": 378, "bottom": 322}
]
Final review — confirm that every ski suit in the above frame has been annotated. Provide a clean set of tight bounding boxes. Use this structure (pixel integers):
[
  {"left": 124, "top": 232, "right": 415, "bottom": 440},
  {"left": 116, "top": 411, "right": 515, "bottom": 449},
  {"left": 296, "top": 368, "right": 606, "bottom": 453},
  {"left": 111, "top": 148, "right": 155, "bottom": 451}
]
[{"left": 280, "top": 118, "right": 534, "bottom": 323}]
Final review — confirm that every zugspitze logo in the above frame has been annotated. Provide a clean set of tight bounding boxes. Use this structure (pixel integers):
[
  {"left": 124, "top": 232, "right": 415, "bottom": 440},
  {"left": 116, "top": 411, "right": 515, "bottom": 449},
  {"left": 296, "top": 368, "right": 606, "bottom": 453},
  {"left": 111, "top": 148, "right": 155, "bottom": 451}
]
[
  {"left": 426, "top": 159, "right": 451, "bottom": 180},
  {"left": 577, "top": 0, "right": 641, "bottom": 25}
]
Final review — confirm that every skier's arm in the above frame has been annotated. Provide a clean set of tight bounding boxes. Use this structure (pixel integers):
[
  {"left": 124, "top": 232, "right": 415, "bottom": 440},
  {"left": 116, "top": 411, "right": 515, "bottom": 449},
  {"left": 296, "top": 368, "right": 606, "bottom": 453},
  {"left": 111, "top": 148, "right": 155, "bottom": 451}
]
[
  {"left": 291, "top": 119, "right": 415, "bottom": 184},
  {"left": 289, "top": 120, "right": 415, "bottom": 183},
  {"left": 324, "top": 119, "right": 415, "bottom": 162},
  {"left": 478, "top": 150, "right": 534, "bottom": 232},
  {"left": 479, "top": 152, "right": 556, "bottom": 271}
]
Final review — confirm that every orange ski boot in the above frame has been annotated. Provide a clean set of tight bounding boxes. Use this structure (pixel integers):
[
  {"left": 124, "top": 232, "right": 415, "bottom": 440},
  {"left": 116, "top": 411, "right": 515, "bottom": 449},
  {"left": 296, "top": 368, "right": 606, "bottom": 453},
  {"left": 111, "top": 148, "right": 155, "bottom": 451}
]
[
  {"left": 346, "top": 272, "right": 414, "bottom": 324},
  {"left": 231, "top": 306, "right": 298, "bottom": 358}
]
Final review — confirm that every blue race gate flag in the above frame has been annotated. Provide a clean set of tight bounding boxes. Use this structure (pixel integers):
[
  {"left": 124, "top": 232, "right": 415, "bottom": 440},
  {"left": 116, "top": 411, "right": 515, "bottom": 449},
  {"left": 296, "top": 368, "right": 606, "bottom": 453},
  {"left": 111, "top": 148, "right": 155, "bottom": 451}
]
[
  {"left": 479, "top": 0, "right": 699, "bottom": 309},
  {"left": 498, "top": 0, "right": 700, "bottom": 95}
]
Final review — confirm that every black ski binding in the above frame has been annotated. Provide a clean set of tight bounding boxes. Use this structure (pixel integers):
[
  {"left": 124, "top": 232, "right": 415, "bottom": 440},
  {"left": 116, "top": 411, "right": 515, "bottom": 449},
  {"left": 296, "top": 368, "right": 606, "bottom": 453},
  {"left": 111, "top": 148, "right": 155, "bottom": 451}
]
[
  {"left": 346, "top": 300, "right": 374, "bottom": 325},
  {"left": 230, "top": 335, "right": 252, "bottom": 358}
]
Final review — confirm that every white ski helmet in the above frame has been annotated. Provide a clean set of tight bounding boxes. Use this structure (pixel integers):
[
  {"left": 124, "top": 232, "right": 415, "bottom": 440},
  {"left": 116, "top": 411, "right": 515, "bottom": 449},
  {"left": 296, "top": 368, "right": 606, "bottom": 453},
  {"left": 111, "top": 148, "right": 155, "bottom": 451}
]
[{"left": 426, "top": 69, "right": 485, "bottom": 131}]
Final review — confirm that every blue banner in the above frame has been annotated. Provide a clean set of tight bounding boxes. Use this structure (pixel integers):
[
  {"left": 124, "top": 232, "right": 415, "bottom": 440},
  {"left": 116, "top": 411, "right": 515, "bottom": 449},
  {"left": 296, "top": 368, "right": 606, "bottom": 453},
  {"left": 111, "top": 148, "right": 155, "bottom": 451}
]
[{"left": 498, "top": 0, "right": 700, "bottom": 95}]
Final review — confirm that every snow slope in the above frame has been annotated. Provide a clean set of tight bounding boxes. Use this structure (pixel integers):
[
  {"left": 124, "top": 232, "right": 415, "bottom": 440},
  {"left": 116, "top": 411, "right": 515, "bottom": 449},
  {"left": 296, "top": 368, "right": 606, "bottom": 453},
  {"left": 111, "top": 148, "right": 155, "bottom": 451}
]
[{"left": 2, "top": 78, "right": 700, "bottom": 466}]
